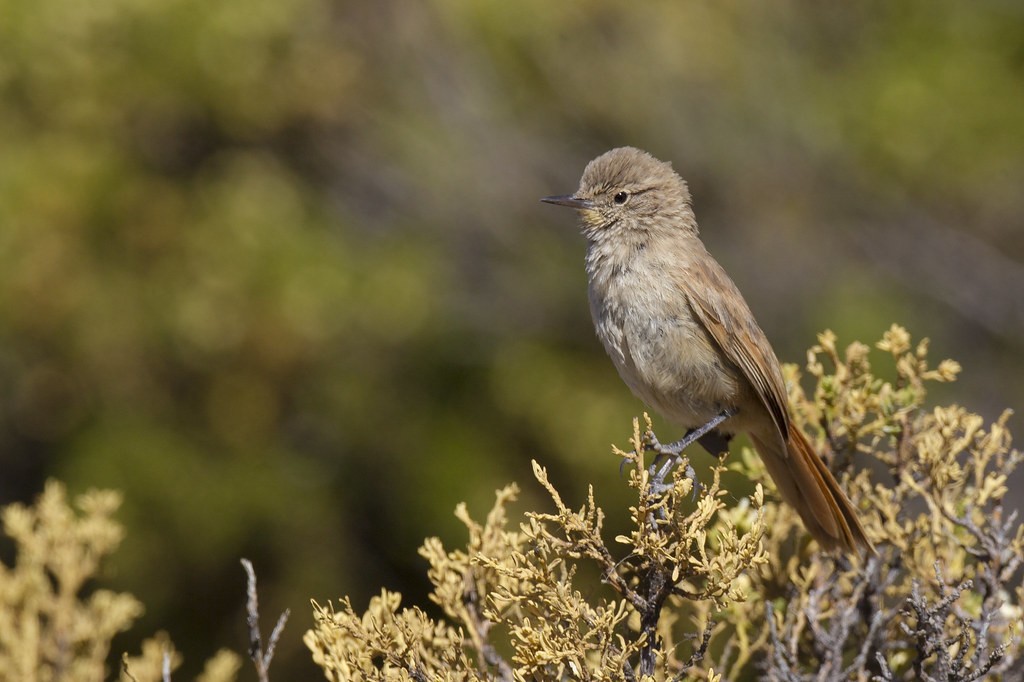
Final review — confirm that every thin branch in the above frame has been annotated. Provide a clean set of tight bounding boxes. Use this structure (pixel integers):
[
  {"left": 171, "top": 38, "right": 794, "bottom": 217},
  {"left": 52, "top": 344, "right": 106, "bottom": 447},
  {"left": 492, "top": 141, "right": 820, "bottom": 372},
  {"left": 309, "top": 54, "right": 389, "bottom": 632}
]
[
  {"left": 670, "top": 619, "right": 714, "bottom": 681},
  {"left": 241, "top": 558, "right": 291, "bottom": 682},
  {"left": 460, "top": 569, "right": 513, "bottom": 682},
  {"left": 121, "top": 654, "right": 139, "bottom": 682}
]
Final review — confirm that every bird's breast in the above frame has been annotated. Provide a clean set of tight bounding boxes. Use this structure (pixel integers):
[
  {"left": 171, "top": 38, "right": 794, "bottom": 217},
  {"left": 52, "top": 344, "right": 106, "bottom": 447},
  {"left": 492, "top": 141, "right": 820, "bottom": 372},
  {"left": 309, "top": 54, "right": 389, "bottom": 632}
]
[{"left": 586, "top": 249, "right": 741, "bottom": 429}]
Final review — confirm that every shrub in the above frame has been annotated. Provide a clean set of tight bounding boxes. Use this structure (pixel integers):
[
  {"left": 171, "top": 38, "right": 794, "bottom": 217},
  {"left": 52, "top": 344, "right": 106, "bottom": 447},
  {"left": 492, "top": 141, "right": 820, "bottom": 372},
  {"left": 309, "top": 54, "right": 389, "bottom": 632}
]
[
  {"left": 0, "top": 481, "right": 241, "bottom": 681},
  {"left": 305, "top": 326, "right": 1023, "bottom": 680},
  {"left": 2, "top": 326, "right": 1020, "bottom": 680}
]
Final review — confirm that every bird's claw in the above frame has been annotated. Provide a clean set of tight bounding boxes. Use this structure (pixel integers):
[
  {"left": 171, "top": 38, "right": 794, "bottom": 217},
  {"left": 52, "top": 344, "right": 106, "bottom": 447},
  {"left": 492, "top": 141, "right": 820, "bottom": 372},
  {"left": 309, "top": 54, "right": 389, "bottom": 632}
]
[
  {"left": 639, "top": 409, "right": 737, "bottom": 499},
  {"left": 647, "top": 454, "right": 702, "bottom": 499}
]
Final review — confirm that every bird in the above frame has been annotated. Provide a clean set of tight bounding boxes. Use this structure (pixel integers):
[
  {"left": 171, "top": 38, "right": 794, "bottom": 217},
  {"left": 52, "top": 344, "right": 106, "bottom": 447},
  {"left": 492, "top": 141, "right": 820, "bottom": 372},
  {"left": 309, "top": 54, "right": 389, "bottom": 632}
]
[{"left": 541, "top": 146, "right": 872, "bottom": 554}]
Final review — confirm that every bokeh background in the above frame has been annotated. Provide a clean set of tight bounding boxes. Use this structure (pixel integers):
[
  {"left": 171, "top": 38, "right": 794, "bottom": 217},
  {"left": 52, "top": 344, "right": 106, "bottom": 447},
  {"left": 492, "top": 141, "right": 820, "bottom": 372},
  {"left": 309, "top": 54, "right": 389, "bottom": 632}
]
[{"left": 2, "top": 0, "right": 1023, "bottom": 677}]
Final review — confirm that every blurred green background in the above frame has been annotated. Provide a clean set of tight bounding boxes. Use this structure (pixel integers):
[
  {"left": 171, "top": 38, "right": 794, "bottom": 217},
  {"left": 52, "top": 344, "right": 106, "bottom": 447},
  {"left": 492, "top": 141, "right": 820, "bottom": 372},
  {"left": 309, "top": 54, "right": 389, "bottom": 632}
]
[{"left": 2, "top": 0, "right": 1023, "bottom": 677}]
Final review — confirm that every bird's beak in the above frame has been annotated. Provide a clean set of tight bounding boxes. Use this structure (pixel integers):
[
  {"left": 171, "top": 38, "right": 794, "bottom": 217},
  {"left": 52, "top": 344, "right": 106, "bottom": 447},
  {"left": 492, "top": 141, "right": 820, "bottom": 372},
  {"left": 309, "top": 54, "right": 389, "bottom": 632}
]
[{"left": 541, "top": 195, "right": 594, "bottom": 210}]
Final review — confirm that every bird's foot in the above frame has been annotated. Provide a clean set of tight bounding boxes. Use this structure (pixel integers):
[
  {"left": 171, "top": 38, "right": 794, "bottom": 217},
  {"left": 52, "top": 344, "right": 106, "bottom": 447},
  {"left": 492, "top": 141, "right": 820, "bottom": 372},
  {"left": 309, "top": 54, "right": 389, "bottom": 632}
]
[
  {"left": 642, "top": 430, "right": 700, "bottom": 497},
  {"left": 642, "top": 409, "right": 735, "bottom": 496}
]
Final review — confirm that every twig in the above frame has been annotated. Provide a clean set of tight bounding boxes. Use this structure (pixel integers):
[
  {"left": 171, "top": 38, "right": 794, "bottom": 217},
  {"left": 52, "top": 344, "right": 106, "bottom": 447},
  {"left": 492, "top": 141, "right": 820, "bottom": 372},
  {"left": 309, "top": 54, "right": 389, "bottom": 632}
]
[
  {"left": 461, "top": 570, "right": 513, "bottom": 682},
  {"left": 121, "top": 654, "right": 139, "bottom": 682},
  {"left": 670, "top": 619, "right": 714, "bottom": 681},
  {"left": 241, "top": 558, "right": 291, "bottom": 682}
]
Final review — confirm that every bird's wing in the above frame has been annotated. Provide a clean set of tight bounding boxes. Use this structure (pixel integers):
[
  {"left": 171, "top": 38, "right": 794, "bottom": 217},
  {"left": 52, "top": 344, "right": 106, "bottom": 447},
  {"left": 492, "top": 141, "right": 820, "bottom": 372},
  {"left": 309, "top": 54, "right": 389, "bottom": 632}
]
[{"left": 680, "top": 258, "right": 790, "bottom": 440}]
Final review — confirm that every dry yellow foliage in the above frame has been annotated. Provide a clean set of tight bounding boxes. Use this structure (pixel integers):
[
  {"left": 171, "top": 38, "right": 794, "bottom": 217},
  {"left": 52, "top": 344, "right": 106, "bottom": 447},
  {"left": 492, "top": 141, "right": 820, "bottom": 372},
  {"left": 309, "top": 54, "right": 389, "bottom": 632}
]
[
  {"left": 0, "top": 481, "right": 241, "bottom": 682},
  {"left": 306, "top": 326, "right": 1023, "bottom": 680},
  {"left": 3, "top": 326, "right": 1019, "bottom": 680}
]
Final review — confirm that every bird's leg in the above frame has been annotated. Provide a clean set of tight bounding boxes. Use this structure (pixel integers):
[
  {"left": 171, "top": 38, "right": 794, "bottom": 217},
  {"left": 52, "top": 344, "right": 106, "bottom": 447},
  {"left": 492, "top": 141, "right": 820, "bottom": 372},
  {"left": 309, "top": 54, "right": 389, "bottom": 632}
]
[{"left": 645, "top": 408, "right": 735, "bottom": 493}]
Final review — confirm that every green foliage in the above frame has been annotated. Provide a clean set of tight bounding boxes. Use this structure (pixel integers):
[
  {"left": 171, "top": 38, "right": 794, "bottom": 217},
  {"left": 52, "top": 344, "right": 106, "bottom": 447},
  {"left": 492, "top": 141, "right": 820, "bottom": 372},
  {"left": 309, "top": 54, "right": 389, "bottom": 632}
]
[{"left": 306, "top": 328, "right": 1023, "bottom": 680}]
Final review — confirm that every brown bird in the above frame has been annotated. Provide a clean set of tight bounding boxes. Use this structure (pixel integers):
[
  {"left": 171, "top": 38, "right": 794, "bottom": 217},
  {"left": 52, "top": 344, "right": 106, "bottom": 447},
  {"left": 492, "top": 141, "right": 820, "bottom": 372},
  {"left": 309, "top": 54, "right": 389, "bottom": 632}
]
[{"left": 542, "top": 146, "right": 872, "bottom": 554}]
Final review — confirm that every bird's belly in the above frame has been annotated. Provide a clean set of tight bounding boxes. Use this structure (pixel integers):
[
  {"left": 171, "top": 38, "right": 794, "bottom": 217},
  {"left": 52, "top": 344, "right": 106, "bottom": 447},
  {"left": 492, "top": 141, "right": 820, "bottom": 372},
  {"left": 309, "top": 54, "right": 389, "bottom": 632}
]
[{"left": 595, "top": 305, "right": 740, "bottom": 430}]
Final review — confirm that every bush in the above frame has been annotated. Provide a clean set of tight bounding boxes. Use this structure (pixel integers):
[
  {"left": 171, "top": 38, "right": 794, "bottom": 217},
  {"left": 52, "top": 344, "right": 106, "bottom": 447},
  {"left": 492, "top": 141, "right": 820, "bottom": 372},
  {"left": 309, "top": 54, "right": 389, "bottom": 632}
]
[
  {"left": 0, "top": 481, "right": 242, "bottom": 681},
  {"left": 305, "top": 326, "right": 1023, "bottom": 681},
  {"left": 2, "top": 326, "right": 1020, "bottom": 680}
]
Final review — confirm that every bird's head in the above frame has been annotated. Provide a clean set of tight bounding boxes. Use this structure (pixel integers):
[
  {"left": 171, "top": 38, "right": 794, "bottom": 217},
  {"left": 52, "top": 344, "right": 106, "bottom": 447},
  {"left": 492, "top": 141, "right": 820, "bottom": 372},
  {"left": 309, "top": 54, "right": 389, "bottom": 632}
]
[{"left": 542, "top": 146, "right": 695, "bottom": 241}]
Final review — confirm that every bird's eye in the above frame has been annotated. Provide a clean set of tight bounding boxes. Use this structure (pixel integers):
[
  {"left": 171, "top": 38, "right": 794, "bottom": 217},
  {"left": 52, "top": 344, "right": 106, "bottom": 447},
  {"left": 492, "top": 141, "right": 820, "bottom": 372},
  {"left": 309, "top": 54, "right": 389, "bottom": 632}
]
[{"left": 613, "top": 191, "right": 629, "bottom": 205}]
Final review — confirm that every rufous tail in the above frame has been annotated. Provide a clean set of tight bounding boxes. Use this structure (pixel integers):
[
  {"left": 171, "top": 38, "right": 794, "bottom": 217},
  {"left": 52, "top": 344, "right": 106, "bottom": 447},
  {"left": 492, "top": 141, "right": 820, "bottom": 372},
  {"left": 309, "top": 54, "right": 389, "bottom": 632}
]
[{"left": 751, "top": 423, "right": 874, "bottom": 555}]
